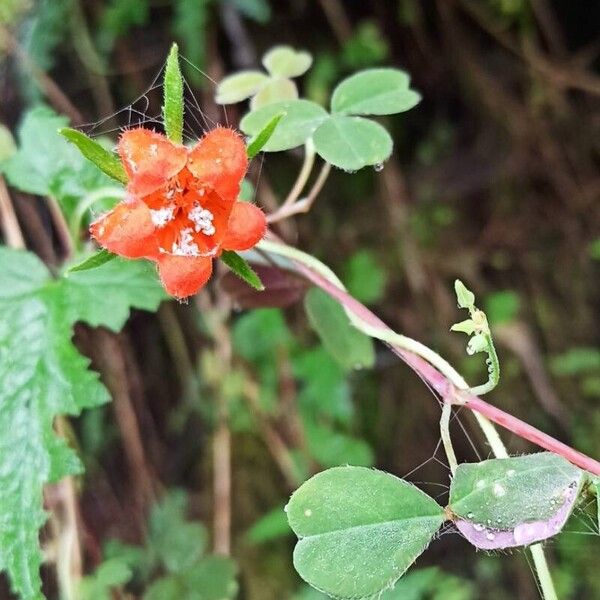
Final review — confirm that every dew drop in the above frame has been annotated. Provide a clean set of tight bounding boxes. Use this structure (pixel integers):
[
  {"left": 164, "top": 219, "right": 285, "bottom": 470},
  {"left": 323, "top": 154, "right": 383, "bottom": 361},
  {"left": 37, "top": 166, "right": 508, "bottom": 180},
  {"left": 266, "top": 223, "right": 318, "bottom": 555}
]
[
  {"left": 373, "top": 163, "right": 384, "bottom": 172},
  {"left": 493, "top": 483, "right": 506, "bottom": 497},
  {"left": 304, "top": 509, "right": 312, "bottom": 517},
  {"left": 467, "top": 512, "right": 474, "bottom": 519},
  {"left": 473, "top": 523, "right": 484, "bottom": 532},
  {"left": 475, "top": 479, "right": 486, "bottom": 489},
  {"left": 486, "top": 532, "right": 496, "bottom": 541}
]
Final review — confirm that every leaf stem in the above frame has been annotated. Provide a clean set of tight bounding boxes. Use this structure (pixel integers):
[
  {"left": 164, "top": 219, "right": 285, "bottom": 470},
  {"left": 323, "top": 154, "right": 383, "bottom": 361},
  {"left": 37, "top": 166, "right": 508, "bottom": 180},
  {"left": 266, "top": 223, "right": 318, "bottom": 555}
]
[{"left": 281, "top": 139, "right": 316, "bottom": 208}]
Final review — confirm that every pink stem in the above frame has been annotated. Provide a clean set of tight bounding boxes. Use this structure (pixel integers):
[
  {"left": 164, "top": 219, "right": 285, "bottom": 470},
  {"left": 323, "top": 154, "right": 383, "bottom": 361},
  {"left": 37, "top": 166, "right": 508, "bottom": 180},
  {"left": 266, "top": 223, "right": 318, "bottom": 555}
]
[{"left": 294, "top": 261, "right": 600, "bottom": 476}]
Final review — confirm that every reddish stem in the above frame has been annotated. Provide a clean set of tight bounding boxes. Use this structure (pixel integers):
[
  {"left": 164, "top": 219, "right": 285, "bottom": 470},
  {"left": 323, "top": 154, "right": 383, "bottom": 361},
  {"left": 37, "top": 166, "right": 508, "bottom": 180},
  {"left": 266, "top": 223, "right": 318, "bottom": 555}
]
[{"left": 294, "top": 261, "right": 600, "bottom": 476}]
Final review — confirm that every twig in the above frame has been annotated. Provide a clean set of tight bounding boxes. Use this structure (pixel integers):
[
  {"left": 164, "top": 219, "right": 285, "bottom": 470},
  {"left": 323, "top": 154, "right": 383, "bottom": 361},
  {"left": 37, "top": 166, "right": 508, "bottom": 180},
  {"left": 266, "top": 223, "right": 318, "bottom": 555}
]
[{"left": 0, "top": 175, "right": 25, "bottom": 248}]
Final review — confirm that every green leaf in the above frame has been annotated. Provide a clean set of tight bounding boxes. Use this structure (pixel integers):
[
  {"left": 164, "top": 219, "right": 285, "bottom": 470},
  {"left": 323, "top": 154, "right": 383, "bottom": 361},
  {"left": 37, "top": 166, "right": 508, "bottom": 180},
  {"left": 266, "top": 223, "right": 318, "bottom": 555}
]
[
  {"left": 343, "top": 250, "right": 387, "bottom": 304},
  {"left": 240, "top": 100, "right": 328, "bottom": 151},
  {"left": 246, "top": 505, "right": 291, "bottom": 544},
  {"left": 450, "top": 319, "right": 476, "bottom": 335},
  {"left": 312, "top": 115, "right": 393, "bottom": 171},
  {"left": 215, "top": 71, "right": 269, "bottom": 104},
  {"left": 454, "top": 280, "right": 475, "bottom": 309},
  {"left": 250, "top": 77, "right": 298, "bottom": 109},
  {"left": 67, "top": 249, "right": 116, "bottom": 273},
  {"left": 0, "top": 247, "right": 110, "bottom": 599},
  {"left": 63, "top": 257, "right": 166, "bottom": 332},
  {"left": 1, "top": 107, "right": 115, "bottom": 220},
  {"left": 59, "top": 128, "right": 127, "bottom": 184},
  {"left": 304, "top": 287, "right": 374, "bottom": 371},
  {"left": 246, "top": 112, "right": 285, "bottom": 158},
  {"left": 484, "top": 290, "right": 520, "bottom": 325},
  {"left": 163, "top": 43, "right": 184, "bottom": 144},
  {"left": 550, "top": 347, "right": 600, "bottom": 376},
  {"left": 220, "top": 250, "right": 264, "bottom": 291},
  {"left": 172, "top": 0, "right": 210, "bottom": 87},
  {"left": 286, "top": 466, "right": 445, "bottom": 600},
  {"left": 0, "top": 123, "right": 16, "bottom": 162},
  {"left": 305, "top": 420, "right": 374, "bottom": 467},
  {"left": 262, "top": 46, "right": 312, "bottom": 78},
  {"left": 331, "top": 68, "right": 421, "bottom": 116},
  {"left": 80, "top": 558, "right": 132, "bottom": 600},
  {"left": 148, "top": 490, "right": 208, "bottom": 574},
  {"left": 144, "top": 556, "right": 238, "bottom": 600},
  {"left": 450, "top": 453, "right": 584, "bottom": 548}
]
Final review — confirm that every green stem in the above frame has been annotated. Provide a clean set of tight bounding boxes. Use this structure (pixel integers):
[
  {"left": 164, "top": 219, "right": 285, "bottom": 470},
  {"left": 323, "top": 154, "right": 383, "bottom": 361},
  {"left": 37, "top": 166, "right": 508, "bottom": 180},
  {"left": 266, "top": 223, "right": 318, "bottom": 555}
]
[
  {"left": 69, "top": 187, "right": 125, "bottom": 245},
  {"left": 470, "top": 332, "right": 500, "bottom": 396},
  {"left": 260, "top": 238, "right": 559, "bottom": 600},
  {"left": 440, "top": 401, "right": 458, "bottom": 474}
]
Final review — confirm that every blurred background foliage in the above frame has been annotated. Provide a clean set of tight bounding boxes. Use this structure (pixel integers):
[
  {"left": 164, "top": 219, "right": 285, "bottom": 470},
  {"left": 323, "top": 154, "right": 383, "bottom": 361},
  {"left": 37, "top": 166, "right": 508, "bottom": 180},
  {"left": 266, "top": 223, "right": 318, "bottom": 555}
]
[{"left": 0, "top": 0, "right": 599, "bottom": 598}]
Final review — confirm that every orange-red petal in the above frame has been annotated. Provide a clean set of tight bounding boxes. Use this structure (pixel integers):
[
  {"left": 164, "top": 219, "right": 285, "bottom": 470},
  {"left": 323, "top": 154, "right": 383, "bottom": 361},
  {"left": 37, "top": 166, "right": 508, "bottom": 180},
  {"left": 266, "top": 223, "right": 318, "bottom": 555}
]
[
  {"left": 90, "top": 198, "right": 159, "bottom": 258},
  {"left": 221, "top": 202, "right": 267, "bottom": 251},
  {"left": 156, "top": 254, "right": 213, "bottom": 298},
  {"left": 118, "top": 128, "right": 187, "bottom": 197},
  {"left": 187, "top": 128, "right": 248, "bottom": 205}
]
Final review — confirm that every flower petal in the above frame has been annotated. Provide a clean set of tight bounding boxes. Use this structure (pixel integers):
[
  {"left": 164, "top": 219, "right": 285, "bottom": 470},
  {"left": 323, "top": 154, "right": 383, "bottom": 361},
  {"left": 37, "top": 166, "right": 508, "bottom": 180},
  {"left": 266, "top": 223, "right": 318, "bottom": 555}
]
[
  {"left": 90, "top": 198, "right": 159, "bottom": 258},
  {"left": 118, "top": 128, "right": 187, "bottom": 196},
  {"left": 221, "top": 202, "right": 267, "bottom": 251},
  {"left": 187, "top": 127, "right": 248, "bottom": 205},
  {"left": 156, "top": 254, "right": 213, "bottom": 298}
]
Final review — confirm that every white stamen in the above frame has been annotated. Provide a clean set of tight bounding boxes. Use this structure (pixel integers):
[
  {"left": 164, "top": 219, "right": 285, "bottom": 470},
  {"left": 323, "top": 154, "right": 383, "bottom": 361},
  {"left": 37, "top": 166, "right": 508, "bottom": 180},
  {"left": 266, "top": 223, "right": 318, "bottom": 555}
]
[
  {"left": 171, "top": 228, "right": 199, "bottom": 256},
  {"left": 150, "top": 205, "right": 175, "bottom": 228},
  {"left": 188, "top": 203, "right": 216, "bottom": 236}
]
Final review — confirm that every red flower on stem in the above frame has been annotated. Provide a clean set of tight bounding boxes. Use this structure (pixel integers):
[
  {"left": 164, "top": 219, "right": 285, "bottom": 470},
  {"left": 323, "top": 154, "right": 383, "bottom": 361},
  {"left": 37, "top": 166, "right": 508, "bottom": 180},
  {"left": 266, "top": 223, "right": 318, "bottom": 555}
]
[{"left": 90, "top": 127, "right": 266, "bottom": 298}]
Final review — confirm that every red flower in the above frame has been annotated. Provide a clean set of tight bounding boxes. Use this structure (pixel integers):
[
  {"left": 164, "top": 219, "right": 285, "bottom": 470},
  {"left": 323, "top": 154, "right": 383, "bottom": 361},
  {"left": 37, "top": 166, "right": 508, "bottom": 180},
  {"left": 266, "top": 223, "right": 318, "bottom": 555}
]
[{"left": 90, "top": 127, "right": 266, "bottom": 298}]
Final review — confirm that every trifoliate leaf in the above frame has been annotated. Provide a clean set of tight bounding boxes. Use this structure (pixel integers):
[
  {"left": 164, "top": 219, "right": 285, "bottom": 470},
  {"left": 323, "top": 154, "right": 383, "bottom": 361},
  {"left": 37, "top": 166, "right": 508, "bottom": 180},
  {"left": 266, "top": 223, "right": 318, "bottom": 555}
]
[{"left": 250, "top": 77, "right": 298, "bottom": 109}]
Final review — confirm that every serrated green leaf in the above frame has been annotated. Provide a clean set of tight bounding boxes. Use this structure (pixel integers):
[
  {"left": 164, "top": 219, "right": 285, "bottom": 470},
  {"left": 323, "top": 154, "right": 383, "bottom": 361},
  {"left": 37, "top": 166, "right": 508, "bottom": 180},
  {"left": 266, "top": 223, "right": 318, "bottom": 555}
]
[
  {"left": 163, "top": 43, "right": 184, "bottom": 144},
  {"left": 215, "top": 71, "right": 269, "bottom": 104},
  {"left": 0, "top": 247, "right": 110, "bottom": 599},
  {"left": 331, "top": 68, "right": 421, "bottom": 116},
  {"left": 454, "top": 280, "right": 475, "bottom": 309},
  {"left": 59, "top": 128, "right": 127, "bottom": 184},
  {"left": 262, "top": 46, "right": 312, "bottom": 78},
  {"left": 220, "top": 250, "right": 264, "bottom": 290},
  {"left": 250, "top": 77, "right": 298, "bottom": 109},
  {"left": 304, "top": 287, "right": 374, "bottom": 371},
  {"left": 246, "top": 112, "right": 285, "bottom": 158},
  {"left": 67, "top": 249, "right": 116, "bottom": 273},
  {"left": 286, "top": 466, "right": 444, "bottom": 600},
  {"left": 450, "top": 453, "right": 584, "bottom": 548},
  {"left": 1, "top": 107, "right": 114, "bottom": 219},
  {"left": 63, "top": 257, "right": 166, "bottom": 331},
  {"left": 240, "top": 100, "right": 328, "bottom": 151},
  {"left": 312, "top": 115, "right": 393, "bottom": 171},
  {"left": 148, "top": 490, "right": 208, "bottom": 574}
]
